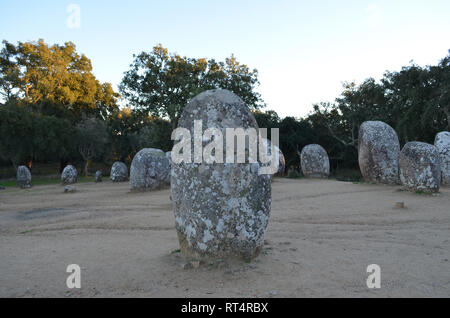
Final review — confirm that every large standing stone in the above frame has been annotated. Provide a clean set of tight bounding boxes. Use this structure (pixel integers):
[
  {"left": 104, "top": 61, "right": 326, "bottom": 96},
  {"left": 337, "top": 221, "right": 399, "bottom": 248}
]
[
  {"left": 171, "top": 89, "right": 271, "bottom": 261},
  {"left": 130, "top": 148, "right": 170, "bottom": 191},
  {"left": 17, "top": 165, "right": 32, "bottom": 188},
  {"left": 300, "top": 144, "right": 330, "bottom": 178},
  {"left": 399, "top": 142, "right": 441, "bottom": 193},
  {"left": 358, "top": 121, "right": 400, "bottom": 184},
  {"left": 110, "top": 161, "right": 128, "bottom": 182},
  {"left": 434, "top": 131, "right": 450, "bottom": 185},
  {"left": 61, "top": 165, "right": 77, "bottom": 184}
]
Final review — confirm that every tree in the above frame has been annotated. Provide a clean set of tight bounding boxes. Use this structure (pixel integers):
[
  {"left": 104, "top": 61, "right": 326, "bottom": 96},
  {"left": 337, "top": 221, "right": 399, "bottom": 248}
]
[
  {"left": 0, "top": 41, "right": 20, "bottom": 102},
  {"left": 0, "top": 100, "right": 34, "bottom": 167},
  {"left": 75, "top": 117, "right": 109, "bottom": 176},
  {"left": 120, "top": 44, "right": 263, "bottom": 129},
  {"left": 0, "top": 39, "right": 120, "bottom": 120},
  {"left": 137, "top": 117, "right": 173, "bottom": 152}
]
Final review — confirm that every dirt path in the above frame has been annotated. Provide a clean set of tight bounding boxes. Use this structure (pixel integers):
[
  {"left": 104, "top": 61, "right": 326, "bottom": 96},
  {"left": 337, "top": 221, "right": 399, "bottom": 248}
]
[{"left": 0, "top": 179, "right": 449, "bottom": 297}]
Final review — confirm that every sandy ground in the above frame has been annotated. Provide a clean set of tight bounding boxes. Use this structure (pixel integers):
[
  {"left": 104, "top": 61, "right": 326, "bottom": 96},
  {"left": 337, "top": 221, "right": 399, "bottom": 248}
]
[{"left": 0, "top": 178, "right": 449, "bottom": 298}]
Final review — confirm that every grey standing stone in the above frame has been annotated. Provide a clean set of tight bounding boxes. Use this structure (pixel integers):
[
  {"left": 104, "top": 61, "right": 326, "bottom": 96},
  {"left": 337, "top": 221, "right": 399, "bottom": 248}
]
[
  {"left": 95, "top": 170, "right": 102, "bottom": 182},
  {"left": 171, "top": 89, "right": 271, "bottom": 261},
  {"left": 110, "top": 161, "right": 128, "bottom": 182},
  {"left": 130, "top": 148, "right": 170, "bottom": 191},
  {"left": 358, "top": 121, "right": 400, "bottom": 184},
  {"left": 17, "top": 165, "right": 32, "bottom": 188},
  {"left": 399, "top": 141, "right": 441, "bottom": 193},
  {"left": 61, "top": 165, "right": 77, "bottom": 184},
  {"left": 434, "top": 131, "right": 450, "bottom": 185},
  {"left": 300, "top": 144, "right": 330, "bottom": 178},
  {"left": 165, "top": 151, "right": 172, "bottom": 184}
]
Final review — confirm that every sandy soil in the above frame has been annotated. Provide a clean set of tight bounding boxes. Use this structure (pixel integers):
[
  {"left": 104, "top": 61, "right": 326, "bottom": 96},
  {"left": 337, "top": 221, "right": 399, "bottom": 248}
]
[{"left": 0, "top": 178, "right": 449, "bottom": 297}]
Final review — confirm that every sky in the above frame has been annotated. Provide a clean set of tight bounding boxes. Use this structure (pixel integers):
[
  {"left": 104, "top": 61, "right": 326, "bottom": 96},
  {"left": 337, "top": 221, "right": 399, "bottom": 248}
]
[{"left": 1, "top": 0, "right": 449, "bottom": 118}]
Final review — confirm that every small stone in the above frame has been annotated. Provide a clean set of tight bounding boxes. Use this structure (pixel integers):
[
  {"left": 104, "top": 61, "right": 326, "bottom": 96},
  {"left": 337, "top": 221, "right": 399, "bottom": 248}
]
[
  {"left": 191, "top": 261, "right": 200, "bottom": 269},
  {"left": 17, "top": 166, "right": 32, "bottom": 188},
  {"left": 395, "top": 202, "right": 405, "bottom": 209},
  {"left": 64, "top": 185, "right": 76, "bottom": 193},
  {"left": 61, "top": 165, "right": 77, "bottom": 184},
  {"left": 300, "top": 144, "right": 330, "bottom": 178},
  {"left": 399, "top": 142, "right": 440, "bottom": 193},
  {"left": 94, "top": 170, "right": 102, "bottom": 182},
  {"left": 182, "top": 262, "right": 193, "bottom": 270},
  {"left": 110, "top": 161, "right": 128, "bottom": 182}
]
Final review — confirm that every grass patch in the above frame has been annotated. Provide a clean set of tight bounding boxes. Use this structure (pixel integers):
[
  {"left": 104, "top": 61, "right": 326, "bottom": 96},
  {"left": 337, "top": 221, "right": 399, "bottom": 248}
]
[
  {"left": 0, "top": 176, "right": 95, "bottom": 188},
  {"left": 414, "top": 190, "right": 434, "bottom": 196}
]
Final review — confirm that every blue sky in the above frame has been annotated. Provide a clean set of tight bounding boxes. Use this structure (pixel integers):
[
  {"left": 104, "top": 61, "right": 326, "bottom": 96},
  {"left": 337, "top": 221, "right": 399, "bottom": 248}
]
[{"left": 1, "top": 0, "right": 449, "bottom": 117}]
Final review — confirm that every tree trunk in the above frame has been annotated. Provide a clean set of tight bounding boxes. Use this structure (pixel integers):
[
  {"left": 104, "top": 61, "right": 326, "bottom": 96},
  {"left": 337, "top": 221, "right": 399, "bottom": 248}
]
[{"left": 84, "top": 159, "right": 91, "bottom": 177}]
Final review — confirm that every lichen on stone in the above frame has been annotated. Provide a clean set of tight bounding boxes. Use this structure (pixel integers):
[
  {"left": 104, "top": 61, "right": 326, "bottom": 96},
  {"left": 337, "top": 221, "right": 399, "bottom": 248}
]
[
  {"left": 358, "top": 121, "right": 400, "bottom": 184},
  {"left": 171, "top": 89, "right": 271, "bottom": 261},
  {"left": 300, "top": 144, "right": 330, "bottom": 178}
]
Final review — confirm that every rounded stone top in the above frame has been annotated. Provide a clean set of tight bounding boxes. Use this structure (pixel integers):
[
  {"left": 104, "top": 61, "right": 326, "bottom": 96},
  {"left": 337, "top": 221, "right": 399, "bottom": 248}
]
[
  {"left": 401, "top": 141, "right": 440, "bottom": 159},
  {"left": 178, "top": 89, "right": 258, "bottom": 131},
  {"left": 359, "top": 121, "right": 398, "bottom": 136}
]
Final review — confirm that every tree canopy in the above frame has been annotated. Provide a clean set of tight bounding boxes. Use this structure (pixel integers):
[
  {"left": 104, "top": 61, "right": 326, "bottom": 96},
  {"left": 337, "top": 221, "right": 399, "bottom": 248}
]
[
  {"left": 0, "top": 39, "right": 119, "bottom": 120},
  {"left": 119, "top": 44, "right": 263, "bottom": 128}
]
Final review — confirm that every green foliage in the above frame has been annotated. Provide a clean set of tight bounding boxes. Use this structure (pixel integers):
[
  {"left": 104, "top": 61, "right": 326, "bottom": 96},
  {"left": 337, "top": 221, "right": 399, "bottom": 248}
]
[
  {"left": 0, "top": 39, "right": 119, "bottom": 120},
  {"left": 120, "top": 44, "right": 263, "bottom": 128},
  {"left": 0, "top": 100, "right": 34, "bottom": 166},
  {"left": 76, "top": 117, "right": 109, "bottom": 175},
  {"left": 137, "top": 117, "right": 173, "bottom": 152},
  {"left": 0, "top": 100, "right": 76, "bottom": 167},
  {"left": 1, "top": 39, "right": 449, "bottom": 180}
]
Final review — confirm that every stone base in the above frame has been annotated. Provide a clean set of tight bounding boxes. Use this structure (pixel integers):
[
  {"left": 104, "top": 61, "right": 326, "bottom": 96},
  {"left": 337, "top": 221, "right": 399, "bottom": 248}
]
[{"left": 176, "top": 230, "right": 263, "bottom": 262}]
